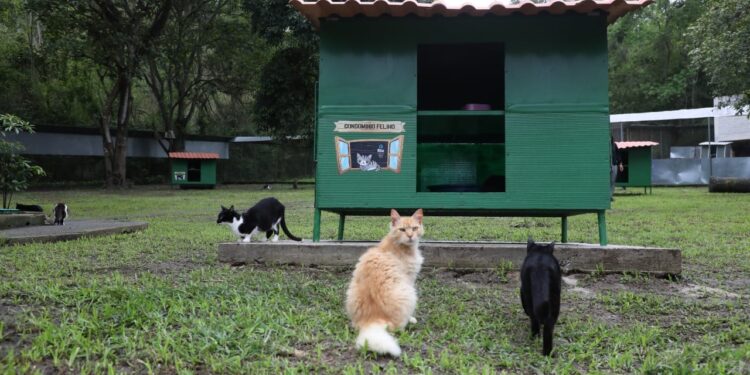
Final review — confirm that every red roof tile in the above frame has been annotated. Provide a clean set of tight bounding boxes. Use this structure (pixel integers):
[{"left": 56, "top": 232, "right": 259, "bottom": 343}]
[
  {"left": 290, "top": 0, "right": 653, "bottom": 28},
  {"left": 168, "top": 152, "right": 220, "bottom": 159},
  {"left": 615, "top": 141, "right": 659, "bottom": 149}
]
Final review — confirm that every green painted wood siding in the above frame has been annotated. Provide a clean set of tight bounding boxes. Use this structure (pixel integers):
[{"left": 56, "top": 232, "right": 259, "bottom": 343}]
[{"left": 317, "top": 15, "right": 611, "bottom": 212}]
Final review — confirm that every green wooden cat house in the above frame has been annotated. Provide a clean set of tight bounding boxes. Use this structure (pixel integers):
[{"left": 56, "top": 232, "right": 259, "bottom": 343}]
[
  {"left": 291, "top": 0, "right": 652, "bottom": 245},
  {"left": 169, "top": 152, "right": 219, "bottom": 189},
  {"left": 615, "top": 141, "right": 658, "bottom": 194}
]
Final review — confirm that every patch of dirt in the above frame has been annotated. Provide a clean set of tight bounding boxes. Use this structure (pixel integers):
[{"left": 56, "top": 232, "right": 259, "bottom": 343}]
[
  {"left": 679, "top": 284, "right": 742, "bottom": 299},
  {"left": 681, "top": 263, "right": 750, "bottom": 295},
  {"left": 574, "top": 273, "right": 686, "bottom": 296},
  {"left": 86, "top": 259, "right": 207, "bottom": 277},
  {"left": 568, "top": 287, "right": 595, "bottom": 299},
  {"left": 0, "top": 301, "right": 28, "bottom": 360},
  {"left": 146, "top": 260, "right": 207, "bottom": 275},
  {"left": 429, "top": 269, "right": 506, "bottom": 285},
  {"left": 562, "top": 276, "right": 579, "bottom": 287}
]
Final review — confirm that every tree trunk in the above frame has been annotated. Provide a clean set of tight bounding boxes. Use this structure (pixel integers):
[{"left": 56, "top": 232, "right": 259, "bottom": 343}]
[
  {"left": 99, "top": 90, "right": 116, "bottom": 189},
  {"left": 99, "top": 73, "right": 132, "bottom": 189},
  {"left": 171, "top": 119, "right": 187, "bottom": 152}
]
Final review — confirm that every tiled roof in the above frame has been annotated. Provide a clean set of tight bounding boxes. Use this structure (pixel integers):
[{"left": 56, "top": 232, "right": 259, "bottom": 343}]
[
  {"left": 168, "top": 152, "right": 220, "bottom": 159},
  {"left": 615, "top": 141, "right": 659, "bottom": 149},
  {"left": 290, "top": 0, "right": 653, "bottom": 28}
]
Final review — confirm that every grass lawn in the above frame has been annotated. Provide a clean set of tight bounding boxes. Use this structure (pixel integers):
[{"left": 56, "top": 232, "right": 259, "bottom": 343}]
[{"left": 1, "top": 185, "right": 749, "bottom": 374}]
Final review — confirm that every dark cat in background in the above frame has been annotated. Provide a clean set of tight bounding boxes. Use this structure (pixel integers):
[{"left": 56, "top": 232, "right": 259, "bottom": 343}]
[
  {"left": 520, "top": 238, "right": 561, "bottom": 356},
  {"left": 15, "top": 203, "right": 43, "bottom": 212},
  {"left": 53, "top": 203, "right": 68, "bottom": 225},
  {"left": 217, "top": 197, "right": 301, "bottom": 242}
]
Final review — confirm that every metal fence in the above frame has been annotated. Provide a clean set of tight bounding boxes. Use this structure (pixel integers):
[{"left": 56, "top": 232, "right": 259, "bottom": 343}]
[{"left": 653, "top": 157, "right": 750, "bottom": 185}]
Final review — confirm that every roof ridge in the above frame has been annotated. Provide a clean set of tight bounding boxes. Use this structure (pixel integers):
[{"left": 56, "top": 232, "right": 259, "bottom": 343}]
[{"left": 290, "top": 0, "right": 653, "bottom": 28}]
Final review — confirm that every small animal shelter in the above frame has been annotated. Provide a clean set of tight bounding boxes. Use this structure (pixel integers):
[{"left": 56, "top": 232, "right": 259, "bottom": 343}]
[
  {"left": 614, "top": 141, "right": 658, "bottom": 194},
  {"left": 169, "top": 152, "right": 219, "bottom": 188},
  {"left": 292, "top": 0, "right": 652, "bottom": 245}
]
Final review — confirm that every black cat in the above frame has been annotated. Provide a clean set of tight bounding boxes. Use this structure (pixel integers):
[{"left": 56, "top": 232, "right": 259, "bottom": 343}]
[
  {"left": 520, "top": 238, "right": 561, "bottom": 356},
  {"left": 217, "top": 197, "right": 301, "bottom": 242},
  {"left": 15, "top": 203, "right": 43, "bottom": 212},
  {"left": 53, "top": 203, "right": 68, "bottom": 225}
]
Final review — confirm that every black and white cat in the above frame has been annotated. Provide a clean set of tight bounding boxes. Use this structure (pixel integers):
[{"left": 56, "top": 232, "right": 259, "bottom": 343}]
[
  {"left": 520, "top": 238, "right": 561, "bottom": 356},
  {"left": 53, "top": 203, "right": 68, "bottom": 225},
  {"left": 216, "top": 197, "right": 302, "bottom": 242}
]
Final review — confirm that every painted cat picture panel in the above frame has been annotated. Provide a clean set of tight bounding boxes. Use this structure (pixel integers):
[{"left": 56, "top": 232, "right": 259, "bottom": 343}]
[{"left": 335, "top": 136, "right": 403, "bottom": 174}]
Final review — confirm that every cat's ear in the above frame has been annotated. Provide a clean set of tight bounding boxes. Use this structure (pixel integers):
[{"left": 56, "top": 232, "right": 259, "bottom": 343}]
[
  {"left": 229, "top": 205, "right": 234, "bottom": 211},
  {"left": 390, "top": 209, "right": 401, "bottom": 226},
  {"left": 546, "top": 241, "right": 556, "bottom": 254},
  {"left": 412, "top": 208, "right": 423, "bottom": 225},
  {"left": 221, "top": 205, "right": 227, "bottom": 211}
]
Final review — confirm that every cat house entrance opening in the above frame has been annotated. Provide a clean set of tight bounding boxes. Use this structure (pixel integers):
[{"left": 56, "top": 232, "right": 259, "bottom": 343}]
[
  {"left": 616, "top": 151, "right": 630, "bottom": 183},
  {"left": 187, "top": 160, "right": 201, "bottom": 182},
  {"left": 416, "top": 43, "right": 505, "bottom": 193}
]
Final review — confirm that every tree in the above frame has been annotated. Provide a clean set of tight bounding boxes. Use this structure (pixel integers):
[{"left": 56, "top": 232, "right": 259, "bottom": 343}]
[
  {"left": 0, "top": 114, "right": 44, "bottom": 209},
  {"left": 252, "top": 46, "right": 317, "bottom": 142},
  {"left": 29, "top": 0, "right": 172, "bottom": 188},
  {"left": 0, "top": 0, "right": 100, "bottom": 127},
  {"left": 145, "top": 0, "right": 264, "bottom": 153},
  {"left": 688, "top": 0, "right": 750, "bottom": 114},
  {"left": 608, "top": 0, "right": 712, "bottom": 113},
  {"left": 243, "top": 0, "right": 317, "bottom": 143}
]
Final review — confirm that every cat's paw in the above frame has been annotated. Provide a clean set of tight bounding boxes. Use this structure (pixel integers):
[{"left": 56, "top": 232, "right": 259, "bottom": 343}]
[
  {"left": 242, "top": 236, "right": 252, "bottom": 243},
  {"left": 272, "top": 235, "right": 279, "bottom": 242},
  {"left": 409, "top": 316, "right": 417, "bottom": 324}
]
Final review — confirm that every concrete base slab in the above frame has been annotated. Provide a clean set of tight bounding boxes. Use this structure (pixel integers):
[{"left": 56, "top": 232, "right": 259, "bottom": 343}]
[
  {"left": 218, "top": 241, "right": 682, "bottom": 275},
  {"left": 0, "top": 220, "right": 148, "bottom": 245},
  {"left": 0, "top": 213, "right": 46, "bottom": 230}
]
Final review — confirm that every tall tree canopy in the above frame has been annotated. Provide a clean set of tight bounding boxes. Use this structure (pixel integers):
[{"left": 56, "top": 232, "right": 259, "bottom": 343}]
[
  {"left": 688, "top": 0, "right": 750, "bottom": 113},
  {"left": 243, "top": 0, "right": 318, "bottom": 143},
  {"left": 29, "top": 0, "right": 172, "bottom": 188},
  {"left": 608, "top": 0, "right": 712, "bottom": 114},
  {"left": 145, "top": 0, "right": 266, "bottom": 153}
]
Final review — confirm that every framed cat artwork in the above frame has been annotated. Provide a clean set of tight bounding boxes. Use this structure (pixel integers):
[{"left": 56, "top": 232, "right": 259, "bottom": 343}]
[{"left": 335, "top": 136, "right": 404, "bottom": 174}]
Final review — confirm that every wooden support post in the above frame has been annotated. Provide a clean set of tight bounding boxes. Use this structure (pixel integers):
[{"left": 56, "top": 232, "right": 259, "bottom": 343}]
[
  {"left": 337, "top": 214, "right": 346, "bottom": 241},
  {"left": 561, "top": 216, "right": 568, "bottom": 243},
  {"left": 598, "top": 210, "right": 607, "bottom": 246},
  {"left": 313, "top": 208, "right": 321, "bottom": 242}
]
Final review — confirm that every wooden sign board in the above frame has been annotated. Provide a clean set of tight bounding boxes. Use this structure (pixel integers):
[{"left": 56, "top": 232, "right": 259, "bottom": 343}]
[{"left": 334, "top": 121, "right": 405, "bottom": 133}]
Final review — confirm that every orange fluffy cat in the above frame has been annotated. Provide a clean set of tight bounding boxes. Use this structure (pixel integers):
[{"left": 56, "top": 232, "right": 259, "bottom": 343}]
[{"left": 345, "top": 209, "right": 425, "bottom": 357}]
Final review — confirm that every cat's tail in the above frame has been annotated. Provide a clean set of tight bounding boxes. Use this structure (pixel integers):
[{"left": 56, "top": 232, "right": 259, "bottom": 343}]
[
  {"left": 532, "top": 275, "right": 550, "bottom": 319},
  {"left": 356, "top": 322, "right": 401, "bottom": 357},
  {"left": 280, "top": 216, "right": 302, "bottom": 241}
]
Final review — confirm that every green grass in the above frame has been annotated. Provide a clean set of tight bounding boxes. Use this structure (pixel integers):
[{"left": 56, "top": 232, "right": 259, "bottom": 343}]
[{"left": 1, "top": 186, "right": 749, "bottom": 373}]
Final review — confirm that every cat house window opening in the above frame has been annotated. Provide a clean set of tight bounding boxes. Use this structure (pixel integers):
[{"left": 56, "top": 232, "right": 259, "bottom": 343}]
[{"left": 416, "top": 43, "right": 506, "bottom": 193}]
